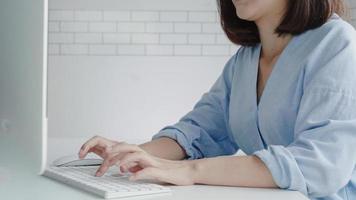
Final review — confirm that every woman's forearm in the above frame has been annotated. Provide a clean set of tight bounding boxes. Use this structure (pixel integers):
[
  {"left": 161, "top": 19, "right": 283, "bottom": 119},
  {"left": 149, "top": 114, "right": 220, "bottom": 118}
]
[
  {"left": 139, "top": 138, "right": 277, "bottom": 188},
  {"left": 189, "top": 155, "right": 278, "bottom": 188},
  {"left": 139, "top": 137, "right": 187, "bottom": 160}
]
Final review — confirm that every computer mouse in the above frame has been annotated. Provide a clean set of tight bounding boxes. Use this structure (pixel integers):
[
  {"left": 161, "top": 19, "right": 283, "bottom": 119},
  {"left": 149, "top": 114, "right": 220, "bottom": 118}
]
[{"left": 53, "top": 154, "right": 103, "bottom": 167}]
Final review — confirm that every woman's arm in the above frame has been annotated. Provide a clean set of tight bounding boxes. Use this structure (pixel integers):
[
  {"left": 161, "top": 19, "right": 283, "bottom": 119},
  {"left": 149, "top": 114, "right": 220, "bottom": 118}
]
[
  {"left": 108, "top": 142, "right": 278, "bottom": 188},
  {"left": 139, "top": 137, "right": 186, "bottom": 160},
  {"left": 189, "top": 155, "right": 278, "bottom": 188}
]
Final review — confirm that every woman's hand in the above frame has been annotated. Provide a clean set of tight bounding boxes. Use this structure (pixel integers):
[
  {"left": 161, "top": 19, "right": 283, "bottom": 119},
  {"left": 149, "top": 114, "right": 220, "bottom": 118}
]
[
  {"left": 78, "top": 136, "right": 196, "bottom": 186},
  {"left": 78, "top": 135, "right": 119, "bottom": 160},
  {"left": 117, "top": 150, "right": 196, "bottom": 186},
  {"left": 78, "top": 136, "right": 145, "bottom": 175}
]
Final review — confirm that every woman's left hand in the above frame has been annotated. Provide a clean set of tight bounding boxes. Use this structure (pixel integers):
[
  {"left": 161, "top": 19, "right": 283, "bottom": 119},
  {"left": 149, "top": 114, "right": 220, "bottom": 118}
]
[{"left": 95, "top": 142, "right": 196, "bottom": 186}]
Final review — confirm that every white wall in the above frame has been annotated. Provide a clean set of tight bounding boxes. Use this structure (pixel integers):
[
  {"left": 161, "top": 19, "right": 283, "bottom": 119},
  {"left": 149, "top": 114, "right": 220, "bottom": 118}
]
[
  {"left": 47, "top": 2, "right": 236, "bottom": 56},
  {"left": 47, "top": 0, "right": 236, "bottom": 148},
  {"left": 48, "top": 56, "right": 228, "bottom": 141},
  {"left": 349, "top": 0, "right": 356, "bottom": 27}
]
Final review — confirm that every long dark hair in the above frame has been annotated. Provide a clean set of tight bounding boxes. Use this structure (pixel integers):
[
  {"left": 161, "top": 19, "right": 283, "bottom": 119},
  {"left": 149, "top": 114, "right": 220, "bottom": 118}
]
[{"left": 217, "top": 0, "right": 346, "bottom": 46}]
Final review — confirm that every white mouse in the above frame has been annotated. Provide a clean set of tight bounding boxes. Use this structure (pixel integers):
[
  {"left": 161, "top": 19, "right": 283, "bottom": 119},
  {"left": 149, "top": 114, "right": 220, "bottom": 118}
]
[{"left": 53, "top": 154, "right": 103, "bottom": 167}]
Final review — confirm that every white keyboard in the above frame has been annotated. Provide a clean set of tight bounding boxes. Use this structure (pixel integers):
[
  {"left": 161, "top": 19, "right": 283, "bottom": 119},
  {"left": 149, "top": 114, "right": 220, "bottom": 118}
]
[{"left": 43, "top": 166, "right": 171, "bottom": 199}]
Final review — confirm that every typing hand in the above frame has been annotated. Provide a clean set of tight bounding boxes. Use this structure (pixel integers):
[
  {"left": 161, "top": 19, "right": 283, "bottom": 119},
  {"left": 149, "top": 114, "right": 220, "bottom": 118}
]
[
  {"left": 78, "top": 135, "right": 119, "bottom": 160},
  {"left": 118, "top": 149, "right": 195, "bottom": 186},
  {"left": 79, "top": 136, "right": 195, "bottom": 186},
  {"left": 78, "top": 136, "right": 146, "bottom": 176},
  {"left": 96, "top": 141, "right": 195, "bottom": 185}
]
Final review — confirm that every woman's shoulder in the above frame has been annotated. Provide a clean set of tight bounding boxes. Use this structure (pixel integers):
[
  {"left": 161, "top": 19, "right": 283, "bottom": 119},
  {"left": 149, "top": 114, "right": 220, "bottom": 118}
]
[
  {"left": 303, "top": 14, "right": 356, "bottom": 45},
  {"left": 301, "top": 15, "right": 356, "bottom": 93},
  {"left": 323, "top": 14, "right": 355, "bottom": 33}
]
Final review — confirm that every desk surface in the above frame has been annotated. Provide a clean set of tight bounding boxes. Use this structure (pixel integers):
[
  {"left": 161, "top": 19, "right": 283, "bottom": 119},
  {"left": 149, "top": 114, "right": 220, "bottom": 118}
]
[{"left": 1, "top": 165, "right": 308, "bottom": 200}]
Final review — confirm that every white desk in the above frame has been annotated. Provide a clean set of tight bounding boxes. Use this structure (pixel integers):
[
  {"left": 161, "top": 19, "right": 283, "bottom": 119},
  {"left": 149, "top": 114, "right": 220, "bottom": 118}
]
[{"left": 1, "top": 164, "right": 308, "bottom": 200}]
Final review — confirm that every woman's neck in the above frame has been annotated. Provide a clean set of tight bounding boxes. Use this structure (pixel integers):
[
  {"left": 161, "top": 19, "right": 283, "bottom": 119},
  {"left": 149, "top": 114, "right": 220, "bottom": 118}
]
[{"left": 255, "top": 15, "right": 292, "bottom": 62}]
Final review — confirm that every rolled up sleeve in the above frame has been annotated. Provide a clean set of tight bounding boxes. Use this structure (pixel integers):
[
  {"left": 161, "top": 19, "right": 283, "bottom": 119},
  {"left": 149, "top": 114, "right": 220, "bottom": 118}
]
[{"left": 152, "top": 53, "right": 240, "bottom": 160}]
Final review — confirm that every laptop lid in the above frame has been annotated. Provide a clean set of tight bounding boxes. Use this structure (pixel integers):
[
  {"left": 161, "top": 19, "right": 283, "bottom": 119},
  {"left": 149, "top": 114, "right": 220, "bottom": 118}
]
[{"left": 0, "top": 0, "right": 48, "bottom": 174}]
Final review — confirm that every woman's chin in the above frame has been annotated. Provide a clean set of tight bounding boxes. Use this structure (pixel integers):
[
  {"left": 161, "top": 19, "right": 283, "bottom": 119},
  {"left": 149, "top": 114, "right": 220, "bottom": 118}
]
[{"left": 236, "top": 12, "right": 256, "bottom": 21}]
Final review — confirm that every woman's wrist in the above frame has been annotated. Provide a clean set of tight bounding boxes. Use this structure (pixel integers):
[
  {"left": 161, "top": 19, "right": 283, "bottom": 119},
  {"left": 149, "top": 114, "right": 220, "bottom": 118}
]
[{"left": 183, "top": 159, "right": 200, "bottom": 185}]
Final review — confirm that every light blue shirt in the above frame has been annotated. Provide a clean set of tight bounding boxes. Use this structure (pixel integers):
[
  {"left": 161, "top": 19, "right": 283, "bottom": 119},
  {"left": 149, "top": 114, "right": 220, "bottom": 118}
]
[{"left": 153, "top": 15, "right": 356, "bottom": 200}]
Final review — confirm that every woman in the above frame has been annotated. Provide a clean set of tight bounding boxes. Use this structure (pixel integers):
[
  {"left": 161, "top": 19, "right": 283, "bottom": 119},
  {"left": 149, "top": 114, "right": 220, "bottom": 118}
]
[{"left": 78, "top": 0, "right": 356, "bottom": 199}]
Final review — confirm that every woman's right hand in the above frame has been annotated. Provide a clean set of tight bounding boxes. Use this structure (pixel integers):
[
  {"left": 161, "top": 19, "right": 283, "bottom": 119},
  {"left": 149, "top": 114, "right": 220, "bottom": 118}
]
[
  {"left": 78, "top": 135, "right": 147, "bottom": 176},
  {"left": 78, "top": 135, "right": 187, "bottom": 176},
  {"left": 78, "top": 135, "right": 119, "bottom": 160}
]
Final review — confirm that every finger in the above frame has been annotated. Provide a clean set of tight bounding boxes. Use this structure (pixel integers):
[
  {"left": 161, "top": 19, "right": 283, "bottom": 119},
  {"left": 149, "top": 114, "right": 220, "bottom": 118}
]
[
  {"left": 96, "top": 152, "right": 126, "bottom": 176},
  {"left": 79, "top": 136, "right": 111, "bottom": 159},
  {"left": 99, "top": 142, "right": 125, "bottom": 159},
  {"left": 129, "top": 167, "right": 163, "bottom": 182},
  {"left": 119, "top": 152, "right": 154, "bottom": 168},
  {"left": 95, "top": 143, "right": 143, "bottom": 176},
  {"left": 108, "top": 143, "right": 142, "bottom": 155},
  {"left": 95, "top": 158, "right": 111, "bottom": 177},
  {"left": 88, "top": 148, "right": 105, "bottom": 159},
  {"left": 128, "top": 165, "right": 142, "bottom": 173},
  {"left": 120, "top": 165, "right": 126, "bottom": 173},
  {"left": 121, "top": 162, "right": 139, "bottom": 172},
  {"left": 99, "top": 143, "right": 142, "bottom": 166},
  {"left": 120, "top": 162, "right": 138, "bottom": 173}
]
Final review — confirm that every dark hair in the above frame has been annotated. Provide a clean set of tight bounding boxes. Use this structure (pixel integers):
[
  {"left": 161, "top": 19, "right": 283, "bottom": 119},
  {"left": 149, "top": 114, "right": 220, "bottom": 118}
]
[{"left": 217, "top": 0, "right": 346, "bottom": 46}]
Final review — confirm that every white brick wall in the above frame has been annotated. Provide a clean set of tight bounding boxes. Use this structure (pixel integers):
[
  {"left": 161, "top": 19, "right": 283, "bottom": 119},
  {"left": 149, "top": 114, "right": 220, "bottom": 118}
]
[
  {"left": 160, "top": 34, "right": 187, "bottom": 44},
  {"left": 146, "top": 23, "right": 174, "bottom": 33},
  {"left": 132, "top": 33, "right": 159, "bottom": 44},
  {"left": 188, "top": 34, "right": 215, "bottom": 44},
  {"left": 61, "top": 22, "right": 88, "bottom": 32},
  {"left": 160, "top": 11, "right": 187, "bottom": 22},
  {"left": 348, "top": 0, "right": 356, "bottom": 28},
  {"left": 117, "top": 22, "right": 145, "bottom": 33},
  {"left": 48, "top": 9, "right": 235, "bottom": 56},
  {"left": 89, "top": 22, "right": 116, "bottom": 32},
  {"left": 48, "top": 6, "right": 356, "bottom": 57},
  {"left": 188, "top": 11, "right": 217, "bottom": 22},
  {"left": 351, "top": 7, "right": 356, "bottom": 28},
  {"left": 61, "top": 44, "right": 88, "bottom": 55},
  {"left": 174, "top": 23, "right": 202, "bottom": 33},
  {"left": 132, "top": 11, "right": 159, "bottom": 22},
  {"left": 89, "top": 45, "right": 116, "bottom": 55},
  {"left": 49, "top": 33, "right": 74, "bottom": 43},
  {"left": 146, "top": 45, "right": 173, "bottom": 55},
  {"left": 75, "top": 11, "right": 102, "bottom": 21},
  {"left": 49, "top": 10, "right": 74, "bottom": 21},
  {"left": 202, "top": 45, "right": 230, "bottom": 56},
  {"left": 103, "top": 33, "right": 130, "bottom": 44},
  {"left": 103, "top": 11, "right": 130, "bottom": 21},
  {"left": 75, "top": 33, "right": 101, "bottom": 44},
  {"left": 174, "top": 45, "right": 201, "bottom": 56},
  {"left": 117, "top": 45, "right": 145, "bottom": 55},
  {"left": 48, "top": 22, "right": 60, "bottom": 32}
]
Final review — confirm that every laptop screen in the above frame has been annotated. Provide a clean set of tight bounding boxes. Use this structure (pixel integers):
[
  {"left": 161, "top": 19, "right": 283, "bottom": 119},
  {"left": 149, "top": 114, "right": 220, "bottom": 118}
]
[{"left": 0, "top": 0, "right": 48, "bottom": 174}]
